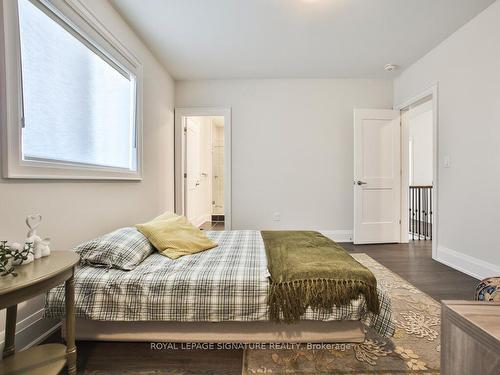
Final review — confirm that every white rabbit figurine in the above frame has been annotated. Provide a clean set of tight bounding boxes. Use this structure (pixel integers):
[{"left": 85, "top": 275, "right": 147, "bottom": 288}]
[
  {"left": 32, "top": 239, "right": 43, "bottom": 259},
  {"left": 26, "top": 236, "right": 51, "bottom": 259},
  {"left": 25, "top": 214, "right": 51, "bottom": 258},
  {"left": 39, "top": 237, "right": 51, "bottom": 257}
]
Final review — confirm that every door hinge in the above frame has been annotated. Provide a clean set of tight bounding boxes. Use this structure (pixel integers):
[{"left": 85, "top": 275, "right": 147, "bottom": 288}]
[
  {"left": 184, "top": 173, "right": 187, "bottom": 178},
  {"left": 183, "top": 126, "right": 187, "bottom": 133},
  {"left": 399, "top": 219, "right": 401, "bottom": 224}
]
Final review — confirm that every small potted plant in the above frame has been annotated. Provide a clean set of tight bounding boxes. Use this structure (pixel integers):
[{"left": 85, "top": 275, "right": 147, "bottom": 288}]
[{"left": 0, "top": 241, "right": 34, "bottom": 277}]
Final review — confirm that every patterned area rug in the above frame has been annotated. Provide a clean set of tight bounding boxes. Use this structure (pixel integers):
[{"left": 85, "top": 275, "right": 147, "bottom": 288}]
[{"left": 242, "top": 253, "right": 441, "bottom": 374}]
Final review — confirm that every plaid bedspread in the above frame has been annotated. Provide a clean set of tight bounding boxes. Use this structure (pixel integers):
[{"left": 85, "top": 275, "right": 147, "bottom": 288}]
[{"left": 44, "top": 230, "right": 395, "bottom": 337}]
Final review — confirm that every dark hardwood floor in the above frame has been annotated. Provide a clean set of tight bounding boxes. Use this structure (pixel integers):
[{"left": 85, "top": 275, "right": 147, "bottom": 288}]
[
  {"left": 73, "top": 341, "right": 241, "bottom": 374},
  {"left": 47, "top": 240, "right": 478, "bottom": 374},
  {"left": 342, "top": 240, "right": 478, "bottom": 301},
  {"left": 199, "top": 221, "right": 225, "bottom": 231}
]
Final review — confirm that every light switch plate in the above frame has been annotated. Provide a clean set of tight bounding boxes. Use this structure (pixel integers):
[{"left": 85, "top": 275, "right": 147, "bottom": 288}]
[{"left": 443, "top": 155, "right": 451, "bottom": 168}]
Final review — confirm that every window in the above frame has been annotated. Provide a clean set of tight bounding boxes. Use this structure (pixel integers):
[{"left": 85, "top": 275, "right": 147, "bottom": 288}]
[{"left": 1, "top": 0, "right": 143, "bottom": 179}]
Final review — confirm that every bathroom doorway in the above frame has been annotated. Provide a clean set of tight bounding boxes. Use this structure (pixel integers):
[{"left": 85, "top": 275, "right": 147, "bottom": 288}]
[
  {"left": 175, "top": 108, "right": 232, "bottom": 230},
  {"left": 209, "top": 117, "right": 225, "bottom": 229}
]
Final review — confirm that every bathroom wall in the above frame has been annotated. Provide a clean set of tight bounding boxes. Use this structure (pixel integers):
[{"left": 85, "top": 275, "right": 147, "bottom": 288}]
[{"left": 211, "top": 119, "right": 224, "bottom": 216}]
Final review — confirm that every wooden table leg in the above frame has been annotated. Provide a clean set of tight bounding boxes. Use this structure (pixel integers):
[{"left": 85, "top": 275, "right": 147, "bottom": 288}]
[
  {"left": 3, "top": 304, "right": 17, "bottom": 358},
  {"left": 65, "top": 275, "right": 77, "bottom": 375}
]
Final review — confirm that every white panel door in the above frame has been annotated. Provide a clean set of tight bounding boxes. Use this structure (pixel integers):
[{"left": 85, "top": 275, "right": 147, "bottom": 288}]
[
  {"left": 185, "top": 118, "right": 201, "bottom": 224},
  {"left": 354, "top": 109, "right": 400, "bottom": 244}
]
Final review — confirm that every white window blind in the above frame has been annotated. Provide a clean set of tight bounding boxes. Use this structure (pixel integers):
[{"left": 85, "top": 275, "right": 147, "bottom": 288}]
[{"left": 18, "top": 0, "right": 137, "bottom": 171}]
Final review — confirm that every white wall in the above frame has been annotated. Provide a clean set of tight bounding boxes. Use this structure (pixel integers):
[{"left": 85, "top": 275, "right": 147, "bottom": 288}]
[
  {"left": 176, "top": 79, "right": 393, "bottom": 233},
  {"left": 0, "top": 0, "right": 175, "bottom": 349},
  {"left": 394, "top": 0, "right": 500, "bottom": 278},
  {"left": 212, "top": 121, "right": 224, "bottom": 215},
  {"left": 408, "top": 100, "right": 433, "bottom": 186}
]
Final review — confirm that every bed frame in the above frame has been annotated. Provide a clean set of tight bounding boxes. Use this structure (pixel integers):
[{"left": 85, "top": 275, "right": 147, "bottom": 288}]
[{"left": 65, "top": 319, "right": 366, "bottom": 343}]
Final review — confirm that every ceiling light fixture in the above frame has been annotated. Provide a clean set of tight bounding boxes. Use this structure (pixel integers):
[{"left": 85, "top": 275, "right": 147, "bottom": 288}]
[{"left": 384, "top": 64, "right": 399, "bottom": 72}]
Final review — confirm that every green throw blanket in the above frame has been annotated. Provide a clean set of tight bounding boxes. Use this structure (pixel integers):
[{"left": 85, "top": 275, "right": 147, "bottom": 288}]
[{"left": 261, "top": 231, "right": 380, "bottom": 323}]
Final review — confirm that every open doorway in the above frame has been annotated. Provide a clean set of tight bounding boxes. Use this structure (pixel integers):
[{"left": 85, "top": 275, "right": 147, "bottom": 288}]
[
  {"left": 399, "top": 87, "right": 437, "bottom": 252},
  {"left": 405, "top": 97, "right": 433, "bottom": 241},
  {"left": 175, "top": 108, "right": 231, "bottom": 230},
  {"left": 184, "top": 116, "right": 224, "bottom": 230},
  {"left": 353, "top": 86, "right": 437, "bottom": 250}
]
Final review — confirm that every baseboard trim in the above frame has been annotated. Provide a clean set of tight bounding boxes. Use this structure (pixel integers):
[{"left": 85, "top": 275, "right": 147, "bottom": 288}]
[
  {"left": 319, "top": 230, "right": 353, "bottom": 243},
  {"left": 436, "top": 245, "right": 500, "bottom": 280},
  {"left": 0, "top": 308, "right": 60, "bottom": 352},
  {"left": 20, "top": 321, "right": 61, "bottom": 351}
]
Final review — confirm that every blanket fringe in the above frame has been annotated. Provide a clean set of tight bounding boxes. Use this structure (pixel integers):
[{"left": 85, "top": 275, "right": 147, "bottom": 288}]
[{"left": 268, "top": 278, "right": 380, "bottom": 323}]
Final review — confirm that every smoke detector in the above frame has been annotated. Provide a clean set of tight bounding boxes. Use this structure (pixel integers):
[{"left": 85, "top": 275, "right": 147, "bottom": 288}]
[{"left": 384, "top": 64, "right": 399, "bottom": 72}]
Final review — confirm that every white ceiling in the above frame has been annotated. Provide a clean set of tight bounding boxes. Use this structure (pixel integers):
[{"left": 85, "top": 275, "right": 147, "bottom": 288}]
[{"left": 111, "top": 0, "right": 495, "bottom": 80}]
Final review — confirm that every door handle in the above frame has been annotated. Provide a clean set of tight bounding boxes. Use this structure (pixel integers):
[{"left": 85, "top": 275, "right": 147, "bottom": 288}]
[{"left": 356, "top": 181, "right": 367, "bottom": 186}]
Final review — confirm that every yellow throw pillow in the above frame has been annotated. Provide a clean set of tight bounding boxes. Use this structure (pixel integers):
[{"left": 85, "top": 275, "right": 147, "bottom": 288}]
[{"left": 135, "top": 212, "right": 218, "bottom": 259}]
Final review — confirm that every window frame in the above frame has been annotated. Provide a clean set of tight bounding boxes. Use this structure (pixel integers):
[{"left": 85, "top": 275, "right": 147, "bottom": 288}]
[{"left": 1, "top": 0, "right": 143, "bottom": 180}]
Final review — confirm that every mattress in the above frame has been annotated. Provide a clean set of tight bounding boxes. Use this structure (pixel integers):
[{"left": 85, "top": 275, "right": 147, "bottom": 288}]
[{"left": 44, "top": 230, "right": 395, "bottom": 337}]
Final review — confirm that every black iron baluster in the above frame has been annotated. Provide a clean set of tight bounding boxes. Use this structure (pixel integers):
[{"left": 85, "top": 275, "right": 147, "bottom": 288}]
[
  {"left": 424, "top": 188, "right": 427, "bottom": 240},
  {"left": 409, "top": 188, "right": 411, "bottom": 234},
  {"left": 422, "top": 188, "right": 425, "bottom": 239},
  {"left": 429, "top": 187, "right": 433, "bottom": 240},
  {"left": 414, "top": 187, "right": 416, "bottom": 240},
  {"left": 409, "top": 186, "right": 433, "bottom": 241},
  {"left": 413, "top": 189, "right": 418, "bottom": 241},
  {"left": 427, "top": 188, "right": 430, "bottom": 240},
  {"left": 418, "top": 187, "right": 421, "bottom": 240},
  {"left": 411, "top": 187, "right": 415, "bottom": 241}
]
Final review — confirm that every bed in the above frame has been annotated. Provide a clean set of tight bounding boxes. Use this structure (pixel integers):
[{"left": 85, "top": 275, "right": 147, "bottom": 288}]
[{"left": 45, "top": 230, "right": 395, "bottom": 343}]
